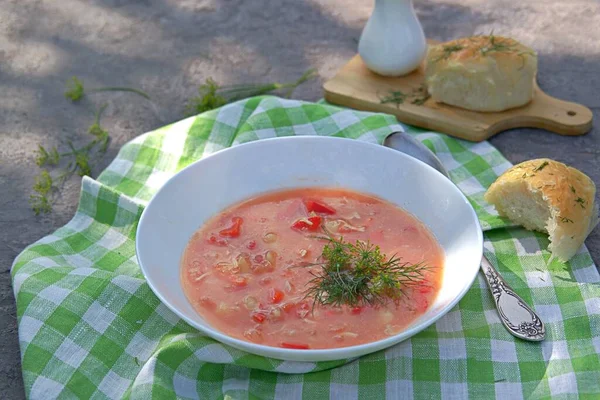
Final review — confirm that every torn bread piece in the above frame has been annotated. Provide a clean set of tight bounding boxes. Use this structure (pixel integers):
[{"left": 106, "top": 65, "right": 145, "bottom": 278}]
[{"left": 484, "top": 158, "right": 598, "bottom": 262}]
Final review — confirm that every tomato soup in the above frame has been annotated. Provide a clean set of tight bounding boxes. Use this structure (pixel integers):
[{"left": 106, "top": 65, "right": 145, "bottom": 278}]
[{"left": 181, "top": 188, "right": 444, "bottom": 349}]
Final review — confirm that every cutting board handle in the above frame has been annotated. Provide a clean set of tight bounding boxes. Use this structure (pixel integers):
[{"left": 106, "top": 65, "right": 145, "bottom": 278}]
[{"left": 493, "top": 90, "right": 593, "bottom": 136}]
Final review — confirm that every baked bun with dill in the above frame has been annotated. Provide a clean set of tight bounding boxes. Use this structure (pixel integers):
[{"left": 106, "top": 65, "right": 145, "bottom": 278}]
[
  {"left": 424, "top": 35, "right": 538, "bottom": 112},
  {"left": 484, "top": 159, "right": 598, "bottom": 262}
]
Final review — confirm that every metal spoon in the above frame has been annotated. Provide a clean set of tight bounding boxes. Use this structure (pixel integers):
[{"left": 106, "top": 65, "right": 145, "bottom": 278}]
[{"left": 385, "top": 132, "right": 545, "bottom": 341}]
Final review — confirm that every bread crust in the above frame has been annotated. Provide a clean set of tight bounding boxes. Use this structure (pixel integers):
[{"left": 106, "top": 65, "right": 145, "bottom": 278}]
[
  {"left": 485, "top": 159, "right": 597, "bottom": 261},
  {"left": 427, "top": 36, "right": 534, "bottom": 66},
  {"left": 425, "top": 35, "right": 538, "bottom": 112}
]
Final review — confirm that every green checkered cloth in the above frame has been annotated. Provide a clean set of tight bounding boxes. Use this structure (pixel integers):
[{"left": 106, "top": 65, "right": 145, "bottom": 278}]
[{"left": 12, "top": 96, "right": 600, "bottom": 399}]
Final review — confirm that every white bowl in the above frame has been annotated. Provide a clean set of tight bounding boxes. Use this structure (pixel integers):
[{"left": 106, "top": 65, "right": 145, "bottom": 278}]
[{"left": 136, "top": 136, "right": 483, "bottom": 362}]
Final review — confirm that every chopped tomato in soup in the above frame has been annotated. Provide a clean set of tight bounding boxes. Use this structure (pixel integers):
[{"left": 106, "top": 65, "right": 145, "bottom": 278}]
[
  {"left": 303, "top": 199, "right": 336, "bottom": 215},
  {"left": 218, "top": 217, "right": 243, "bottom": 238},
  {"left": 181, "top": 188, "right": 444, "bottom": 349}
]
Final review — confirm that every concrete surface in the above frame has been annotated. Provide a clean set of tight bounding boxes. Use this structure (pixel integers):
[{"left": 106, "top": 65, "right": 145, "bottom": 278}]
[{"left": 1, "top": 0, "right": 599, "bottom": 397}]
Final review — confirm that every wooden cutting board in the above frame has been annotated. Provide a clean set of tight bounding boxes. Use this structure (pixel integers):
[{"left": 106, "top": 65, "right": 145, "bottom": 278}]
[{"left": 323, "top": 54, "right": 593, "bottom": 142}]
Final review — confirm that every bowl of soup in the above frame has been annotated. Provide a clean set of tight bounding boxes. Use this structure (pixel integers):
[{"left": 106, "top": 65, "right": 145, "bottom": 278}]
[{"left": 136, "top": 136, "right": 483, "bottom": 362}]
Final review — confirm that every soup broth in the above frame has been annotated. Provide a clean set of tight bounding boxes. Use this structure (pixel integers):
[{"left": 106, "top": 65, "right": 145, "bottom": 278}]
[{"left": 181, "top": 188, "right": 444, "bottom": 349}]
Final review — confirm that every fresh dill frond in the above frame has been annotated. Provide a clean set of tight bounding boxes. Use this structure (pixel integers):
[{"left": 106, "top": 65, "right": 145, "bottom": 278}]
[
  {"left": 88, "top": 104, "right": 109, "bottom": 153},
  {"left": 65, "top": 141, "right": 92, "bottom": 177},
  {"left": 559, "top": 216, "right": 574, "bottom": 224},
  {"left": 30, "top": 103, "right": 111, "bottom": 214},
  {"left": 88, "top": 114, "right": 108, "bottom": 139},
  {"left": 75, "top": 153, "right": 91, "bottom": 177},
  {"left": 29, "top": 170, "right": 55, "bottom": 215},
  {"left": 186, "top": 78, "right": 228, "bottom": 115},
  {"left": 64, "top": 76, "right": 151, "bottom": 103},
  {"left": 533, "top": 161, "right": 549, "bottom": 172},
  {"left": 301, "top": 236, "right": 430, "bottom": 308},
  {"left": 570, "top": 185, "right": 577, "bottom": 194},
  {"left": 32, "top": 169, "right": 53, "bottom": 195},
  {"left": 35, "top": 145, "right": 60, "bottom": 167},
  {"left": 186, "top": 69, "right": 317, "bottom": 116},
  {"left": 88, "top": 124, "right": 109, "bottom": 153},
  {"left": 64, "top": 77, "right": 85, "bottom": 101},
  {"left": 29, "top": 194, "right": 52, "bottom": 215}
]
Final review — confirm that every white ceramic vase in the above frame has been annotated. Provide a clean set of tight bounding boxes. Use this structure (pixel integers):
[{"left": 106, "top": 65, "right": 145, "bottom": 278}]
[{"left": 358, "top": 0, "right": 427, "bottom": 77}]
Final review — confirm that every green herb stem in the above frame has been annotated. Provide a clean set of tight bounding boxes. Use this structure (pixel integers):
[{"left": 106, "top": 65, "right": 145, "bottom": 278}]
[
  {"left": 88, "top": 87, "right": 151, "bottom": 100},
  {"left": 64, "top": 76, "right": 151, "bottom": 102},
  {"left": 186, "top": 69, "right": 317, "bottom": 116},
  {"left": 218, "top": 84, "right": 283, "bottom": 100},
  {"left": 283, "top": 68, "right": 317, "bottom": 97}
]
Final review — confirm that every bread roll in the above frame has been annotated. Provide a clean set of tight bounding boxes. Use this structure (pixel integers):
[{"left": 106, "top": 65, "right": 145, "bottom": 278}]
[
  {"left": 425, "top": 35, "right": 538, "bottom": 112},
  {"left": 484, "top": 159, "right": 598, "bottom": 262}
]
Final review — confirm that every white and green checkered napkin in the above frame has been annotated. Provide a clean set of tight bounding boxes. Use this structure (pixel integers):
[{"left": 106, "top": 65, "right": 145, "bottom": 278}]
[{"left": 12, "top": 97, "right": 600, "bottom": 399}]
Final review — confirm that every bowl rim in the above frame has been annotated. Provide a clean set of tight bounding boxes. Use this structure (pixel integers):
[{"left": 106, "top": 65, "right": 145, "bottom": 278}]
[{"left": 136, "top": 136, "right": 484, "bottom": 361}]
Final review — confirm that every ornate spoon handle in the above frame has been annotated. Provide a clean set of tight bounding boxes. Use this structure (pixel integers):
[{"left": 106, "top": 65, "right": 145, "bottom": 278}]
[
  {"left": 383, "top": 132, "right": 545, "bottom": 341},
  {"left": 480, "top": 256, "right": 545, "bottom": 341}
]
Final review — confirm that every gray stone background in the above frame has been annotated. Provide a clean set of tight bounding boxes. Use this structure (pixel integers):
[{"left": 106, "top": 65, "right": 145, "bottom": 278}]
[{"left": 1, "top": 0, "right": 599, "bottom": 397}]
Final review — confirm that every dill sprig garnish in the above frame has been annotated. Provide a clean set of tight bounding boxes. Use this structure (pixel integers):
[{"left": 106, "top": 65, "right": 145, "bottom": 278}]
[
  {"left": 434, "top": 44, "right": 464, "bottom": 62},
  {"left": 575, "top": 197, "right": 587, "bottom": 209},
  {"left": 569, "top": 182, "right": 587, "bottom": 209},
  {"left": 301, "top": 236, "right": 430, "bottom": 308},
  {"left": 477, "top": 33, "right": 535, "bottom": 69},
  {"left": 533, "top": 161, "right": 549, "bottom": 172},
  {"left": 480, "top": 33, "right": 516, "bottom": 56},
  {"left": 559, "top": 216, "right": 574, "bottom": 224}
]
